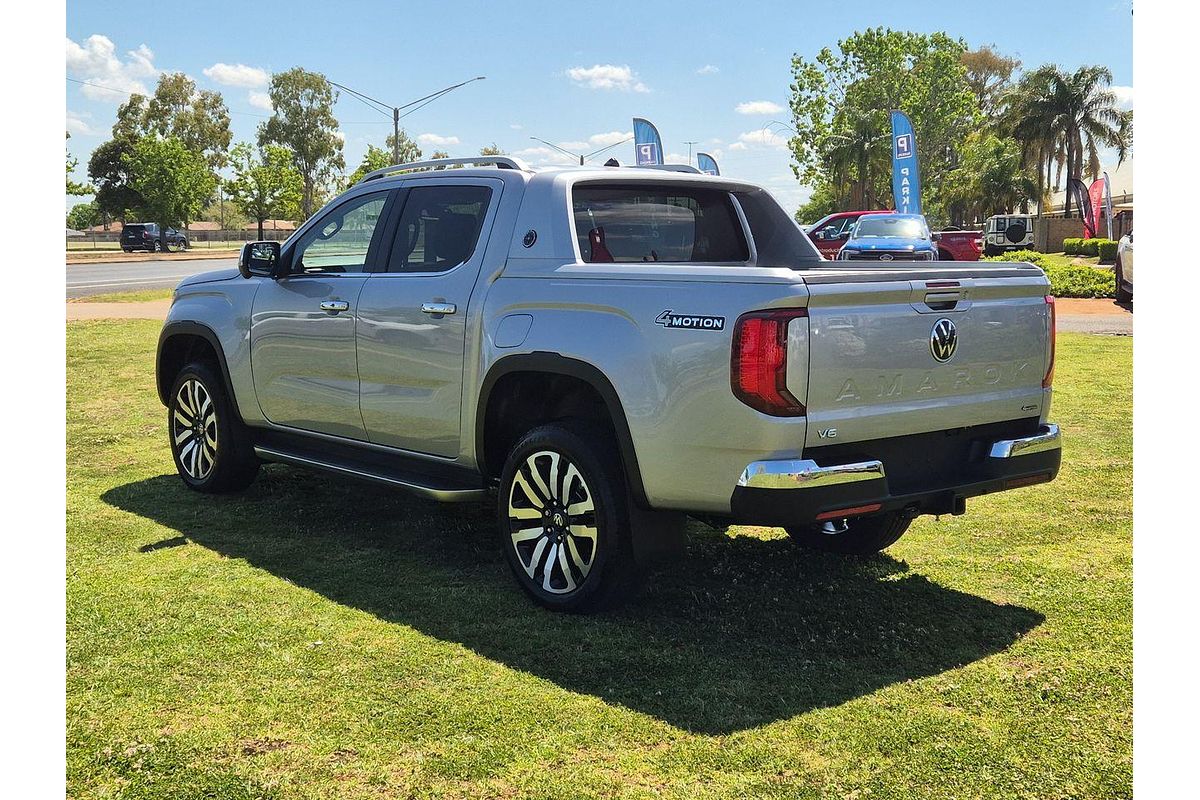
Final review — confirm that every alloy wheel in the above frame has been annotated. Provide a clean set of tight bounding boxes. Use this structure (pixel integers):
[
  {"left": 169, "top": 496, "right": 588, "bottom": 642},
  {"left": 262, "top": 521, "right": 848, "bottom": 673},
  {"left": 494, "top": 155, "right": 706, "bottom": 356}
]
[
  {"left": 172, "top": 378, "right": 218, "bottom": 480},
  {"left": 507, "top": 450, "right": 598, "bottom": 594}
]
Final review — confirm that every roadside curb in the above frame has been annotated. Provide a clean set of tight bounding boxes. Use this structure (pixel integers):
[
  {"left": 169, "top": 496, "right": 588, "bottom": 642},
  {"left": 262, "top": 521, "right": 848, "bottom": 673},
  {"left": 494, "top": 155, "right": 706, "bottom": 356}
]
[{"left": 66, "top": 249, "right": 240, "bottom": 266}]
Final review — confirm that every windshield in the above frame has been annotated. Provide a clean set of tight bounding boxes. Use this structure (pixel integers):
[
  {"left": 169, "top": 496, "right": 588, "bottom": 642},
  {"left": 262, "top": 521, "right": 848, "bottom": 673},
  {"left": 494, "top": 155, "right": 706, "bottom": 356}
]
[{"left": 852, "top": 217, "right": 928, "bottom": 239}]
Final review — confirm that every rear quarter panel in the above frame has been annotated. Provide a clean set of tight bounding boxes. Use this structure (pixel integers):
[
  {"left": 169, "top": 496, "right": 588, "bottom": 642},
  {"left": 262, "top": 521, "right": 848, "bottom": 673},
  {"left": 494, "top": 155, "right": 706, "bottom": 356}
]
[{"left": 477, "top": 263, "right": 812, "bottom": 513}]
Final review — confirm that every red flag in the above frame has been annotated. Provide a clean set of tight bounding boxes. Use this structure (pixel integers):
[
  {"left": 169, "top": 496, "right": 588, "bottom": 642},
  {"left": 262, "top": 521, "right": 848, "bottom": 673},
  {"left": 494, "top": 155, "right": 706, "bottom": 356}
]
[{"left": 1086, "top": 179, "right": 1106, "bottom": 239}]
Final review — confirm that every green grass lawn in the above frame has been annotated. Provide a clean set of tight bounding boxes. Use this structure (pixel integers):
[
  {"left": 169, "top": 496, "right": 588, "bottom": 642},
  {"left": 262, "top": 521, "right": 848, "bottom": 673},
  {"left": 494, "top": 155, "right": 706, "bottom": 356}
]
[
  {"left": 69, "top": 288, "right": 176, "bottom": 304},
  {"left": 67, "top": 321, "right": 1131, "bottom": 799}
]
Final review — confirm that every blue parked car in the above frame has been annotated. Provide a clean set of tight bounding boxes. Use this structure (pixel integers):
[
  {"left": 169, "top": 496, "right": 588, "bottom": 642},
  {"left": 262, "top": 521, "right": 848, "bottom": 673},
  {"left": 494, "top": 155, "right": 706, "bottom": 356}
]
[{"left": 837, "top": 213, "right": 938, "bottom": 261}]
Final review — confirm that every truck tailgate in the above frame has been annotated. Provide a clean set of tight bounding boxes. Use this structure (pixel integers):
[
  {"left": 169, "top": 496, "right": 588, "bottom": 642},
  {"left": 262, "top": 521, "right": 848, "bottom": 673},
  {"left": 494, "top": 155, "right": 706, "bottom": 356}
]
[{"left": 798, "top": 266, "right": 1052, "bottom": 449}]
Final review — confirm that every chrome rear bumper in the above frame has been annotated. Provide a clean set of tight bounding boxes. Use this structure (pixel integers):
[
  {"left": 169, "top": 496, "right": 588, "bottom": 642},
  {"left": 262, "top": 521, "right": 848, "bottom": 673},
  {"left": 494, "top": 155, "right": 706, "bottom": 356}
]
[
  {"left": 737, "top": 458, "right": 885, "bottom": 490},
  {"left": 729, "top": 422, "right": 1061, "bottom": 525},
  {"left": 988, "top": 423, "right": 1061, "bottom": 459}
]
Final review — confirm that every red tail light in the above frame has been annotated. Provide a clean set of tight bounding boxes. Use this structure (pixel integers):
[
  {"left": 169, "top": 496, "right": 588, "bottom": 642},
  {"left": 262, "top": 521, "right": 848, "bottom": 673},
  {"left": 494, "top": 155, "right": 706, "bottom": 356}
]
[
  {"left": 1043, "top": 295, "right": 1056, "bottom": 388},
  {"left": 731, "top": 308, "right": 807, "bottom": 416}
]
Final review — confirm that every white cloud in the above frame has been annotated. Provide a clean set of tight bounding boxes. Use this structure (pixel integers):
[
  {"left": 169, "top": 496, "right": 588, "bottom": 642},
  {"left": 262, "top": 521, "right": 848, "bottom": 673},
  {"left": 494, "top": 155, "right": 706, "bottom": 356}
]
[
  {"left": 203, "top": 62, "right": 269, "bottom": 88},
  {"left": 417, "top": 133, "right": 461, "bottom": 147},
  {"left": 736, "top": 100, "right": 784, "bottom": 115},
  {"left": 509, "top": 123, "right": 523, "bottom": 130},
  {"left": 65, "top": 110, "right": 95, "bottom": 136},
  {"left": 731, "top": 129, "right": 788, "bottom": 149},
  {"left": 66, "top": 34, "right": 158, "bottom": 101},
  {"left": 248, "top": 91, "right": 273, "bottom": 111},
  {"left": 1110, "top": 85, "right": 1133, "bottom": 108},
  {"left": 566, "top": 64, "right": 649, "bottom": 93},
  {"left": 696, "top": 65, "right": 719, "bottom": 75},
  {"left": 587, "top": 130, "right": 632, "bottom": 148},
  {"left": 514, "top": 146, "right": 578, "bottom": 166}
]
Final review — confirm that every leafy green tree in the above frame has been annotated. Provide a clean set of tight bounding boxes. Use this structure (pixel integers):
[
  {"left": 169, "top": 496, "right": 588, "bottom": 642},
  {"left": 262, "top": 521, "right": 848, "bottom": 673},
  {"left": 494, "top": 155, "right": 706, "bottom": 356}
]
[
  {"left": 126, "top": 136, "right": 216, "bottom": 245},
  {"left": 942, "top": 132, "right": 1037, "bottom": 223},
  {"left": 789, "top": 28, "right": 979, "bottom": 220},
  {"left": 67, "top": 201, "right": 101, "bottom": 231},
  {"left": 116, "top": 73, "right": 232, "bottom": 171},
  {"left": 87, "top": 138, "right": 143, "bottom": 222},
  {"left": 344, "top": 145, "right": 394, "bottom": 186},
  {"left": 225, "top": 142, "right": 303, "bottom": 239},
  {"left": 66, "top": 133, "right": 91, "bottom": 195},
  {"left": 385, "top": 129, "right": 422, "bottom": 164},
  {"left": 257, "top": 68, "right": 345, "bottom": 219},
  {"left": 479, "top": 143, "right": 504, "bottom": 156}
]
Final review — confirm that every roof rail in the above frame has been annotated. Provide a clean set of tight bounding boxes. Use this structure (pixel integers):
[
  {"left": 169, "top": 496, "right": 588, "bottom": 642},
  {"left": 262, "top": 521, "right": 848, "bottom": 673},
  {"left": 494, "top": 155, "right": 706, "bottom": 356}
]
[{"left": 358, "top": 156, "right": 531, "bottom": 184}]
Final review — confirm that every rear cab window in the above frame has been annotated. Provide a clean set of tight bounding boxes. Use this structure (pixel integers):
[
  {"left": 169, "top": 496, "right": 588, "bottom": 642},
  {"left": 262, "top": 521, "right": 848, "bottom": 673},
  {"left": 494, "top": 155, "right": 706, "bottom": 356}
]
[{"left": 572, "top": 185, "right": 749, "bottom": 263}]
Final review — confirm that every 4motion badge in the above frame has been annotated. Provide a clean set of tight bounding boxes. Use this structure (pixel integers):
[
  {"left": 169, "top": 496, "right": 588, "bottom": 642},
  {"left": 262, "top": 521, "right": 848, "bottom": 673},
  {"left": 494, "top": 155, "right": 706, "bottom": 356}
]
[{"left": 655, "top": 310, "right": 726, "bottom": 330}]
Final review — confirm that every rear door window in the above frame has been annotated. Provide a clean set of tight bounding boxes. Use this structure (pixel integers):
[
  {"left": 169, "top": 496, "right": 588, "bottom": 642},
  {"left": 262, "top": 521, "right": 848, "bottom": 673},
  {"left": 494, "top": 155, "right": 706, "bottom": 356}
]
[
  {"left": 386, "top": 185, "right": 493, "bottom": 273},
  {"left": 572, "top": 185, "right": 749, "bottom": 263}
]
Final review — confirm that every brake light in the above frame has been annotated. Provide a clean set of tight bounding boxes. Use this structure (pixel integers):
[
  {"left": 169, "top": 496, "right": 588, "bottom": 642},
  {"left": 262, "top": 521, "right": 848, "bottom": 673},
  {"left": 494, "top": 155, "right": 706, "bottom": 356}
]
[
  {"left": 1043, "top": 295, "right": 1056, "bottom": 388},
  {"left": 142, "top": 231, "right": 151, "bottom": 239},
  {"left": 731, "top": 308, "right": 807, "bottom": 416}
]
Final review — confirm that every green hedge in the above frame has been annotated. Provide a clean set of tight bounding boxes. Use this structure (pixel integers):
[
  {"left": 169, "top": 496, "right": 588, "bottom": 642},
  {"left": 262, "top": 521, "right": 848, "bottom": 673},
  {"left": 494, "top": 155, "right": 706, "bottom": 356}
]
[
  {"left": 1061, "top": 237, "right": 1116, "bottom": 261},
  {"left": 983, "top": 250, "right": 1114, "bottom": 298},
  {"left": 1096, "top": 239, "right": 1118, "bottom": 264}
]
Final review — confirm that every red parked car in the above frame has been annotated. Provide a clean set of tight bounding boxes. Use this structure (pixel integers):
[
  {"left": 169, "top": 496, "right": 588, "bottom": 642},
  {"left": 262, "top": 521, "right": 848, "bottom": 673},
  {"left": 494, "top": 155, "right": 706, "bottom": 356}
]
[{"left": 805, "top": 210, "right": 982, "bottom": 261}]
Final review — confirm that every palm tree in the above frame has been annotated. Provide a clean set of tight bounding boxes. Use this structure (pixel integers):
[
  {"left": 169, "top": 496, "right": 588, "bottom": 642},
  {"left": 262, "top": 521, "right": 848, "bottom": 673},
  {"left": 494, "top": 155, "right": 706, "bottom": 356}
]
[{"left": 1004, "top": 65, "right": 1131, "bottom": 217}]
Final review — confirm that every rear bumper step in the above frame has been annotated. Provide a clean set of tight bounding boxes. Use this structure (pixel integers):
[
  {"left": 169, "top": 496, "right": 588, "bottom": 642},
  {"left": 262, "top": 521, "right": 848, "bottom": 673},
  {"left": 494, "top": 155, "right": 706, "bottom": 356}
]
[{"left": 729, "top": 423, "right": 1061, "bottom": 525}]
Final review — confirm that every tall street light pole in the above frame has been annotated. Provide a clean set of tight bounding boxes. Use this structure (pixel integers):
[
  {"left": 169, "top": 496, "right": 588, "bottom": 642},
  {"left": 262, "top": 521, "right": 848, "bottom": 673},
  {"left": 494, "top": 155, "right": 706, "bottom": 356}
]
[{"left": 332, "top": 76, "right": 487, "bottom": 164}]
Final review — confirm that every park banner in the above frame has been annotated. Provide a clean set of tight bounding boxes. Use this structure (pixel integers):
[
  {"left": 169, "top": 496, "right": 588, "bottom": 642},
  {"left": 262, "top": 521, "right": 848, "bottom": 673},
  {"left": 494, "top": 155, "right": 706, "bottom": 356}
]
[
  {"left": 633, "top": 118, "right": 663, "bottom": 166},
  {"left": 1103, "top": 171, "right": 1114, "bottom": 240},
  {"left": 1088, "top": 178, "right": 1107, "bottom": 239},
  {"left": 696, "top": 152, "right": 720, "bottom": 175},
  {"left": 889, "top": 110, "right": 922, "bottom": 215},
  {"left": 1068, "top": 178, "right": 1096, "bottom": 238}
]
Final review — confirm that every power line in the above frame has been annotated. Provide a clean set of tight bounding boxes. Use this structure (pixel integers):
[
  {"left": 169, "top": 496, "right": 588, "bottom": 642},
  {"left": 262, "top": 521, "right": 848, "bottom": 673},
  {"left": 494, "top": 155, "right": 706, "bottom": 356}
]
[
  {"left": 66, "top": 77, "right": 272, "bottom": 118},
  {"left": 330, "top": 76, "right": 487, "bottom": 162}
]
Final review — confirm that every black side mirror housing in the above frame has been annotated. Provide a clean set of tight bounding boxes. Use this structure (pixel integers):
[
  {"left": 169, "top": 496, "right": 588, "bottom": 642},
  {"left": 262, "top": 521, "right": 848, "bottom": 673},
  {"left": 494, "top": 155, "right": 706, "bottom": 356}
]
[
  {"left": 239, "top": 241, "right": 281, "bottom": 278},
  {"left": 838, "top": 231, "right": 851, "bottom": 240},
  {"left": 931, "top": 232, "right": 942, "bottom": 242}
]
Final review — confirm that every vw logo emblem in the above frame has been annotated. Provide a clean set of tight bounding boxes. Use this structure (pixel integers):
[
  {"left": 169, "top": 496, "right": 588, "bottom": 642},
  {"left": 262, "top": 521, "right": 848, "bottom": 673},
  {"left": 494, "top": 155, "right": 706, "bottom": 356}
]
[
  {"left": 879, "top": 253, "right": 894, "bottom": 261},
  {"left": 930, "top": 318, "right": 958, "bottom": 362}
]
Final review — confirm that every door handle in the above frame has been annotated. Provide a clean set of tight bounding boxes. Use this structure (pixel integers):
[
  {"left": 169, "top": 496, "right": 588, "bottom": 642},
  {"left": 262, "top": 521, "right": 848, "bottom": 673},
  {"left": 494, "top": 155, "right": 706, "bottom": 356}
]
[
  {"left": 421, "top": 302, "right": 457, "bottom": 315},
  {"left": 320, "top": 300, "right": 350, "bottom": 313}
]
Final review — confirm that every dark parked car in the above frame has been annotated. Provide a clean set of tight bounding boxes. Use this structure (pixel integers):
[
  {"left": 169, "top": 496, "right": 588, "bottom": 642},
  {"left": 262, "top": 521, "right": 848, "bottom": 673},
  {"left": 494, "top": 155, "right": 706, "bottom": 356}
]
[{"left": 120, "top": 223, "right": 189, "bottom": 253}]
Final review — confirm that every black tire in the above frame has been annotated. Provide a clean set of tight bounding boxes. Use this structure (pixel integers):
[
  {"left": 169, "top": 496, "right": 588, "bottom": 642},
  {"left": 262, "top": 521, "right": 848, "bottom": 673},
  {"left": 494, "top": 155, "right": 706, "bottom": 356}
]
[
  {"left": 167, "top": 361, "right": 259, "bottom": 493},
  {"left": 496, "top": 422, "right": 636, "bottom": 612},
  {"left": 937, "top": 249, "right": 951, "bottom": 262},
  {"left": 1114, "top": 260, "right": 1132, "bottom": 303},
  {"left": 1005, "top": 222, "right": 1027, "bottom": 244},
  {"left": 784, "top": 512, "right": 911, "bottom": 556},
  {"left": 148, "top": 240, "right": 158, "bottom": 253},
  {"left": 122, "top": 247, "right": 132, "bottom": 253},
  {"left": 179, "top": 238, "right": 189, "bottom": 251},
  {"left": 983, "top": 245, "right": 998, "bottom": 257}
]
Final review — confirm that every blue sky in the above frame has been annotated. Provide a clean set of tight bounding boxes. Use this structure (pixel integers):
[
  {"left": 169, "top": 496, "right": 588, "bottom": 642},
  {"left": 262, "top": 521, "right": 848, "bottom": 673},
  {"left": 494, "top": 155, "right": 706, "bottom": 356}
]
[{"left": 65, "top": 0, "right": 1132, "bottom": 218}]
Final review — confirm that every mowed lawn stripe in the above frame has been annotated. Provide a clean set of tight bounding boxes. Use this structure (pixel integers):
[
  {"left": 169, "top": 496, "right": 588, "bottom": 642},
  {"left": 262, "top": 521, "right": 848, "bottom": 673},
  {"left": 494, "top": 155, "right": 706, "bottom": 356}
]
[{"left": 67, "top": 320, "right": 1131, "bottom": 799}]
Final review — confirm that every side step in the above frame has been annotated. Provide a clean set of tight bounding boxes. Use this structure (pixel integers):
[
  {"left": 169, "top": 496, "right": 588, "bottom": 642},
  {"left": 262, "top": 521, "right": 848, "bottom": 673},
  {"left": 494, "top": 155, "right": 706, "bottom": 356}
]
[{"left": 251, "top": 429, "right": 487, "bottom": 503}]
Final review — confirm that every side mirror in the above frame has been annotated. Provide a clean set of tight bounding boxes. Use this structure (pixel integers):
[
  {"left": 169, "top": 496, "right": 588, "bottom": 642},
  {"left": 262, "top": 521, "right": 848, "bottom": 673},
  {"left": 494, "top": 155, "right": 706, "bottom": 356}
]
[
  {"left": 838, "top": 230, "right": 851, "bottom": 240},
  {"left": 239, "top": 240, "right": 281, "bottom": 278},
  {"left": 931, "top": 232, "right": 942, "bottom": 242}
]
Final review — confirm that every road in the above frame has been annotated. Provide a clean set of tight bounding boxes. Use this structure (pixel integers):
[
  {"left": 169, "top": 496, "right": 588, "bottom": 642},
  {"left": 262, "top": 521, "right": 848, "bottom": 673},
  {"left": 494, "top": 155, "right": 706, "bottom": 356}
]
[{"left": 66, "top": 257, "right": 234, "bottom": 298}]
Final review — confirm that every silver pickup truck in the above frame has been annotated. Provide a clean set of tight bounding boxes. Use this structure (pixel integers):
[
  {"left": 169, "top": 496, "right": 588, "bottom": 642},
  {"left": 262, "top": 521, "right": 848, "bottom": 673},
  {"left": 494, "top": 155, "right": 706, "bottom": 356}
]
[{"left": 156, "top": 156, "right": 1061, "bottom": 611}]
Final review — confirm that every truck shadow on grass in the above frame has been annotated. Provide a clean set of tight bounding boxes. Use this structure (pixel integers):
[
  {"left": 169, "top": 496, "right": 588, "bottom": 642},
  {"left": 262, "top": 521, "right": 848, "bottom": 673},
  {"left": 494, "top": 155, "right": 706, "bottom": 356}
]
[{"left": 104, "top": 466, "right": 1043, "bottom": 735}]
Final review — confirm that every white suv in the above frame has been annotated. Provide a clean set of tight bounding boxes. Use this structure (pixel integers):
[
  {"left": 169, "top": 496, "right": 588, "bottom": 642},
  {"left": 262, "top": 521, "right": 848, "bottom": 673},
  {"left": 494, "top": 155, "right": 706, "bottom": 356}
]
[{"left": 983, "top": 214, "right": 1034, "bottom": 256}]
